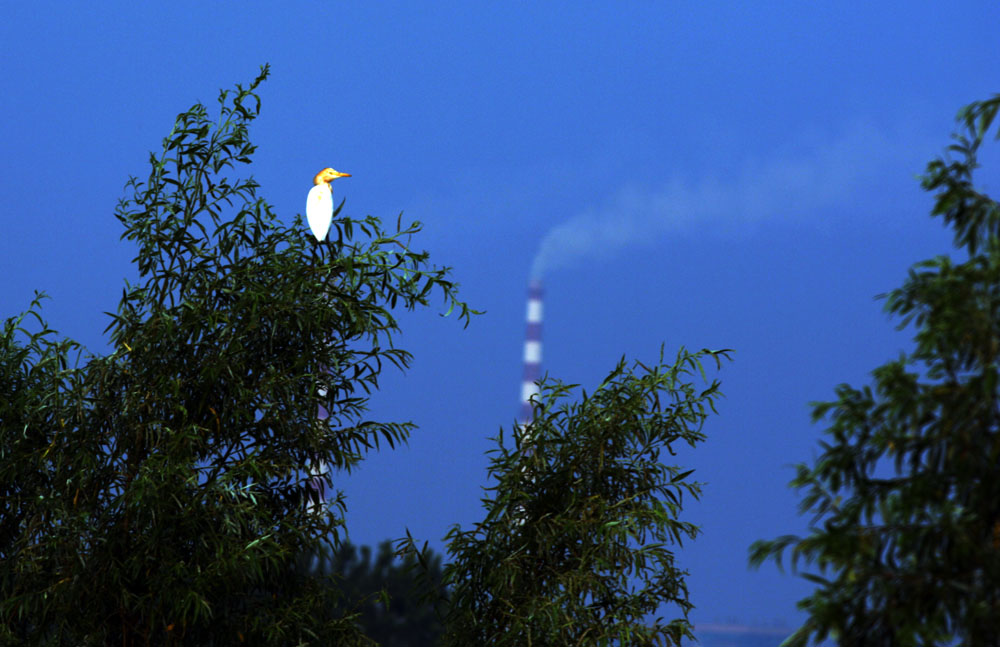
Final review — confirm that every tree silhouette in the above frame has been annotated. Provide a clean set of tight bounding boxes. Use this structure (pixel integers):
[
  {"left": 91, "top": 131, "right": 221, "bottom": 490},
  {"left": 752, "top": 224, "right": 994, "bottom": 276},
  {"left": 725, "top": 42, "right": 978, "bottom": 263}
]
[
  {"left": 428, "top": 348, "right": 731, "bottom": 646},
  {"left": 0, "top": 66, "right": 472, "bottom": 646},
  {"left": 751, "top": 94, "right": 1000, "bottom": 646},
  {"left": 302, "top": 540, "right": 447, "bottom": 647}
]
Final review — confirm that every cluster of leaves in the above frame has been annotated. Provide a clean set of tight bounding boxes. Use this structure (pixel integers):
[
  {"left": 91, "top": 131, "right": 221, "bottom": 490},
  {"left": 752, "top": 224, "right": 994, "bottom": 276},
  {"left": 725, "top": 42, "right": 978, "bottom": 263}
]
[
  {"left": 751, "top": 95, "right": 1000, "bottom": 646},
  {"left": 0, "top": 65, "right": 472, "bottom": 645},
  {"left": 431, "top": 348, "right": 731, "bottom": 647}
]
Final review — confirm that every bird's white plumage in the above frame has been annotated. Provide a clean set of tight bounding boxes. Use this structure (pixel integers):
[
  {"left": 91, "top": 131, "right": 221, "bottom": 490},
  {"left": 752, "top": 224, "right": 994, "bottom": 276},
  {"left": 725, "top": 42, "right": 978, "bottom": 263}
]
[{"left": 306, "top": 183, "right": 333, "bottom": 241}]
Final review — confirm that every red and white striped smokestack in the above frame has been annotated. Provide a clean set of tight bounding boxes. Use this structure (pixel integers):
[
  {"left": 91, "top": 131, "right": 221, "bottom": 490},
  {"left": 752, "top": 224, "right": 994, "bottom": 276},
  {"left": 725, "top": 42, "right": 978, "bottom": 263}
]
[
  {"left": 518, "top": 279, "right": 544, "bottom": 425},
  {"left": 513, "top": 279, "right": 543, "bottom": 526}
]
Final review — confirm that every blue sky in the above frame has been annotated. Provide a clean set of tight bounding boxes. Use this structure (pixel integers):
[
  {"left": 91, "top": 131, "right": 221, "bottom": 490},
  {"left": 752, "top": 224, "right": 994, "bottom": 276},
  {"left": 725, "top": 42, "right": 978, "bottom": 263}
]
[{"left": 3, "top": 1, "right": 999, "bottom": 629}]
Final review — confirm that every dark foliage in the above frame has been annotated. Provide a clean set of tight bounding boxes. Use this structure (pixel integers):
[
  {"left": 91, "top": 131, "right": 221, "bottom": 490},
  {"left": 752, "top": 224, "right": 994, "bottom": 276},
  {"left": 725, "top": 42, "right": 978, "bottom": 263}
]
[
  {"left": 0, "top": 66, "right": 472, "bottom": 646},
  {"left": 750, "top": 95, "right": 1000, "bottom": 646},
  {"left": 430, "top": 348, "right": 731, "bottom": 646},
  {"left": 301, "top": 540, "right": 447, "bottom": 647}
]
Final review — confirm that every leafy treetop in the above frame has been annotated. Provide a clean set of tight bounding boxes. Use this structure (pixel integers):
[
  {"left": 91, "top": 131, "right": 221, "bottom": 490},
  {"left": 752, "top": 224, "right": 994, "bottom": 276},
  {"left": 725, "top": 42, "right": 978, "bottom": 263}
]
[{"left": 0, "top": 64, "right": 473, "bottom": 646}]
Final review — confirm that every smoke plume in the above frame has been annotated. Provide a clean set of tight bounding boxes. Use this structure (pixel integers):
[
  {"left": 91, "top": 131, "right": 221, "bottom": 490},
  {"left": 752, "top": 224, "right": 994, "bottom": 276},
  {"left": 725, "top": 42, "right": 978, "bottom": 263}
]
[{"left": 531, "top": 121, "right": 925, "bottom": 279}]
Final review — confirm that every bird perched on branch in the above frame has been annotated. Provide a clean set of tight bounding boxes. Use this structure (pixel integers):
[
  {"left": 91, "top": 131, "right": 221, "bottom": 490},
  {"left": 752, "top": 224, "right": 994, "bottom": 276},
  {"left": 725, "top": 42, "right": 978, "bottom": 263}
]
[{"left": 306, "top": 167, "right": 351, "bottom": 241}]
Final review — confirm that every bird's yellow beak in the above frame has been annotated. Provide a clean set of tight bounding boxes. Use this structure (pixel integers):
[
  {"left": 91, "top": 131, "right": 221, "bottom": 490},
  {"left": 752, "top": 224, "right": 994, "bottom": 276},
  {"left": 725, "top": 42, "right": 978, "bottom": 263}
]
[{"left": 314, "top": 168, "right": 352, "bottom": 185}]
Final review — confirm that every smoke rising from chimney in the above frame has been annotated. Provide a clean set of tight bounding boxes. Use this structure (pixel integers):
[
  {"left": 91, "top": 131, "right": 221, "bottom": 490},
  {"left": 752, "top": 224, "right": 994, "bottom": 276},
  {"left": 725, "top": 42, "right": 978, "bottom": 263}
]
[{"left": 530, "top": 120, "right": 922, "bottom": 279}]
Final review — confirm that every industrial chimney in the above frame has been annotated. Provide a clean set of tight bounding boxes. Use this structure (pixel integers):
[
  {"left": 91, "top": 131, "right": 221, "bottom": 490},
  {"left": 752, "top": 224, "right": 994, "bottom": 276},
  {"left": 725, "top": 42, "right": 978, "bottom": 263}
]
[{"left": 518, "top": 279, "right": 544, "bottom": 427}]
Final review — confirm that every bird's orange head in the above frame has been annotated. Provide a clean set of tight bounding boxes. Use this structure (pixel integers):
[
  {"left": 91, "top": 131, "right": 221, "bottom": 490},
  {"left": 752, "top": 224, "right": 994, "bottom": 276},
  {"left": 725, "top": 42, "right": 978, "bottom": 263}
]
[{"left": 314, "top": 167, "right": 351, "bottom": 185}]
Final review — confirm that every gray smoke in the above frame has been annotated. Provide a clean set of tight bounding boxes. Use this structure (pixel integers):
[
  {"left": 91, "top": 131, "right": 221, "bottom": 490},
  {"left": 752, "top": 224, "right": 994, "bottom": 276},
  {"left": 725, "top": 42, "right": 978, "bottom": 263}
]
[{"left": 531, "top": 120, "right": 924, "bottom": 278}]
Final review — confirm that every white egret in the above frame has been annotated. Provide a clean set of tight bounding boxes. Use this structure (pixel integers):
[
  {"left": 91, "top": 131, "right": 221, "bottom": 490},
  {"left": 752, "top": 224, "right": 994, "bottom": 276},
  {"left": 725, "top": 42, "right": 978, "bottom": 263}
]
[{"left": 306, "top": 167, "right": 351, "bottom": 241}]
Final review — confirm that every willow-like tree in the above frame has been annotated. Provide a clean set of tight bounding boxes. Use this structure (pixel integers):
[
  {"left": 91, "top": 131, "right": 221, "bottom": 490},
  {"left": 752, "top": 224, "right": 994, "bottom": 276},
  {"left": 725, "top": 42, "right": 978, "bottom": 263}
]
[
  {"left": 0, "top": 66, "right": 473, "bottom": 645},
  {"left": 427, "top": 348, "right": 730, "bottom": 646},
  {"left": 750, "top": 94, "right": 1000, "bottom": 646}
]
